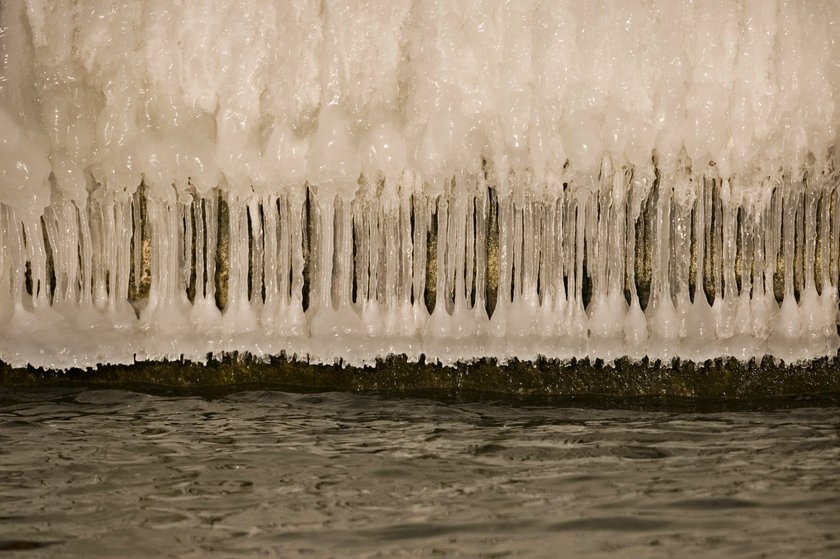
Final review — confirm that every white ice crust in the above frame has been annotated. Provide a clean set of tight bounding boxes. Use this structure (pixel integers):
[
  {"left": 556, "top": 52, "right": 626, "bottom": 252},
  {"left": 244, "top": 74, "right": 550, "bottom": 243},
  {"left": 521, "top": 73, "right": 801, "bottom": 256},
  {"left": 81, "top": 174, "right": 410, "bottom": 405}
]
[{"left": 0, "top": 1, "right": 839, "bottom": 369}]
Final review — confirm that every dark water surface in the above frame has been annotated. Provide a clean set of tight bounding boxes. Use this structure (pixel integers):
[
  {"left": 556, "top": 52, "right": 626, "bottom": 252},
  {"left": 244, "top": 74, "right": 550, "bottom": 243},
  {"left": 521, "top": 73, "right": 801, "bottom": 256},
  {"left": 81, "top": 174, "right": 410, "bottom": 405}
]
[{"left": 0, "top": 388, "right": 838, "bottom": 558}]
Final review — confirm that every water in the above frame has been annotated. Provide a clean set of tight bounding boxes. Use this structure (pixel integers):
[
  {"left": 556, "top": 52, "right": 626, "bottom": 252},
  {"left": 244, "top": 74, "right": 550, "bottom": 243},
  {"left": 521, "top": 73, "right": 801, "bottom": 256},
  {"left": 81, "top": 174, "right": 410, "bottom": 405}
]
[{"left": 0, "top": 388, "right": 838, "bottom": 558}]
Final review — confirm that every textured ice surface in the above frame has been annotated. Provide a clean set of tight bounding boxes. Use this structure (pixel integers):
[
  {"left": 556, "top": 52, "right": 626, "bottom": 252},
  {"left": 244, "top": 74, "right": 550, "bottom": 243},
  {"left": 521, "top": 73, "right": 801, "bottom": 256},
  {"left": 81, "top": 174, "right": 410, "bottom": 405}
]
[{"left": 0, "top": 0, "right": 839, "bottom": 369}]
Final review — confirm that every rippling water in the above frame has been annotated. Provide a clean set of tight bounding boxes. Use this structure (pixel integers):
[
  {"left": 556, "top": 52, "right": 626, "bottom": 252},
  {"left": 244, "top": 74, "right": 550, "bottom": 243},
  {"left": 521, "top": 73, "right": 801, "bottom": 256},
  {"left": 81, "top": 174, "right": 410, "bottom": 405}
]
[{"left": 0, "top": 387, "right": 838, "bottom": 558}]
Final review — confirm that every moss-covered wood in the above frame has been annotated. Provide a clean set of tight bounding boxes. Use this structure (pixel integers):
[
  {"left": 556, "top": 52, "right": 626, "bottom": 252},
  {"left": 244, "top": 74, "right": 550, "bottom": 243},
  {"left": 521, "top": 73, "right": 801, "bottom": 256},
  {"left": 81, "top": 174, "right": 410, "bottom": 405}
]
[{"left": 2, "top": 355, "right": 838, "bottom": 405}]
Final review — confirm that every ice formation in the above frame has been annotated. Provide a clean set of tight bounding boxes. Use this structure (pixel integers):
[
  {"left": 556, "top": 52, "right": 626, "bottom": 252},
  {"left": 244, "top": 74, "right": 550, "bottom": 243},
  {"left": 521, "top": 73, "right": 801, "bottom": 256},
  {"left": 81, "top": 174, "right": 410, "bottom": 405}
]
[{"left": 1, "top": 0, "right": 839, "bottom": 369}]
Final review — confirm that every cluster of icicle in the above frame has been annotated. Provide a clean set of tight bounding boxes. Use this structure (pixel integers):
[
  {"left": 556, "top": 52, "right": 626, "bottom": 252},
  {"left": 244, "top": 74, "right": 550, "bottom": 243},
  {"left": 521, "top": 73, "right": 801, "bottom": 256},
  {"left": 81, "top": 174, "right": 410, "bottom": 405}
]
[{"left": 1, "top": 0, "right": 839, "bottom": 369}]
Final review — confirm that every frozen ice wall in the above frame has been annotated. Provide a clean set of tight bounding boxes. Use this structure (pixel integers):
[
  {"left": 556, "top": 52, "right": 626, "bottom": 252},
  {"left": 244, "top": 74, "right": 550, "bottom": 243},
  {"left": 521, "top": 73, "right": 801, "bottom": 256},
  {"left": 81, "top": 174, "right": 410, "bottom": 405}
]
[{"left": 1, "top": 0, "right": 839, "bottom": 369}]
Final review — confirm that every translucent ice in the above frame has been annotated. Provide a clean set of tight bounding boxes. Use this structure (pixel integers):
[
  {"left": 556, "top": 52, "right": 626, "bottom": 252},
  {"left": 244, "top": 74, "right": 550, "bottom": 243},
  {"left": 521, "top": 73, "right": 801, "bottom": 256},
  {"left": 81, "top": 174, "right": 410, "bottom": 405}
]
[{"left": 0, "top": 0, "right": 839, "bottom": 369}]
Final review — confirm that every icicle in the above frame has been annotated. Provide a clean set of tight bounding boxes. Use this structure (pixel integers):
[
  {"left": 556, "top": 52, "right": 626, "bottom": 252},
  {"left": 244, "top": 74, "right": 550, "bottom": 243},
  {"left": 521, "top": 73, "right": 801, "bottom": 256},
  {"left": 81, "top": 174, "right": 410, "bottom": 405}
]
[
  {"left": 770, "top": 180, "right": 804, "bottom": 358},
  {"left": 818, "top": 186, "right": 839, "bottom": 346},
  {"left": 624, "top": 172, "right": 648, "bottom": 352},
  {"left": 5, "top": 207, "right": 26, "bottom": 309},
  {"left": 589, "top": 163, "right": 626, "bottom": 348},
  {"left": 248, "top": 199, "right": 264, "bottom": 314},
  {"left": 287, "top": 190, "right": 306, "bottom": 337},
  {"left": 489, "top": 194, "right": 513, "bottom": 338},
  {"left": 383, "top": 187, "right": 400, "bottom": 335},
  {"left": 2, "top": 168, "right": 840, "bottom": 367},
  {"left": 682, "top": 176, "right": 716, "bottom": 359},
  {"left": 353, "top": 194, "right": 369, "bottom": 311},
  {"left": 473, "top": 182, "right": 490, "bottom": 330},
  {"left": 261, "top": 194, "right": 280, "bottom": 331},
  {"left": 335, "top": 196, "right": 356, "bottom": 317},
  {"left": 223, "top": 196, "right": 258, "bottom": 333},
  {"left": 411, "top": 192, "right": 429, "bottom": 332},
  {"left": 310, "top": 189, "right": 362, "bottom": 342},
  {"left": 21, "top": 213, "right": 48, "bottom": 310},
  {"left": 425, "top": 194, "right": 450, "bottom": 338},
  {"left": 568, "top": 192, "right": 588, "bottom": 345},
  {"left": 646, "top": 177, "right": 678, "bottom": 358},
  {"left": 132, "top": 192, "right": 143, "bottom": 302},
  {"left": 398, "top": 188, "right": 414, "bottom": 336},
  {"left": 181, "top": 201, "right": 192, "bottom": 296},
  {"left": 799, "top": 183, "right": 822, "bottom": 340},
  {"left": 450, "top": 177, "right": 471, "bottom": 337},
  {"left": 713, "top": 178, "right": 738, "bottom": 342}
]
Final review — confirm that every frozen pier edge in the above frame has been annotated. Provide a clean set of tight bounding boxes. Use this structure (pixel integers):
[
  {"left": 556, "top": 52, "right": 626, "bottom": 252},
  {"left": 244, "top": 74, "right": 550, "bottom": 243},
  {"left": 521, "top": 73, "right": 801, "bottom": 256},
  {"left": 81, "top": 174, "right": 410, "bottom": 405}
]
[{"left": 1, "top": 1, "right": 840, "bottom": 372}]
